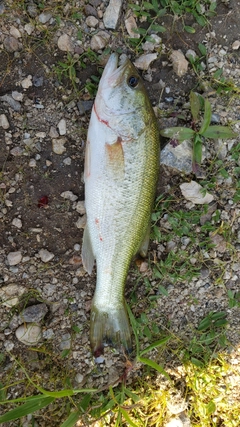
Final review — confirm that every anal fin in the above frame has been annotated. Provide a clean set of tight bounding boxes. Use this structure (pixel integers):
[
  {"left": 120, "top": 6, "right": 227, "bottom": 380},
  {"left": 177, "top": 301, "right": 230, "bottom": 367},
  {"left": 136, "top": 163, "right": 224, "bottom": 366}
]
[{"left": 82, "top": 223, "right": 95, "bottom": 274}]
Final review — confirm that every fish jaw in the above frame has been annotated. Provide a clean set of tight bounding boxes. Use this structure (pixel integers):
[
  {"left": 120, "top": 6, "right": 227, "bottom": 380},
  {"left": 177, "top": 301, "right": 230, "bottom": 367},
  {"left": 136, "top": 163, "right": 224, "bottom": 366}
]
[{"left": 90, "top": 300, "right": 132, "bottom": 356}]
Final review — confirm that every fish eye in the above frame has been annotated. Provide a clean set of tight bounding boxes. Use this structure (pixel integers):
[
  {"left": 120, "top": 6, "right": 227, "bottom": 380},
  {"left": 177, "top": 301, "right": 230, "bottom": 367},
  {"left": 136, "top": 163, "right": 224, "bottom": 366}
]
[{"left": 128, "top": 76, "right": 139, "bottom": 88}]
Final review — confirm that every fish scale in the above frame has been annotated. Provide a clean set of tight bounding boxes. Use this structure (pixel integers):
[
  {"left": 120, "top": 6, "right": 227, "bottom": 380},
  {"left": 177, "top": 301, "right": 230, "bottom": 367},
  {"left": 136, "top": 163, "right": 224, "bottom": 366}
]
[{"left": 82, "top": 53, "right": 159, "bottom": 355}]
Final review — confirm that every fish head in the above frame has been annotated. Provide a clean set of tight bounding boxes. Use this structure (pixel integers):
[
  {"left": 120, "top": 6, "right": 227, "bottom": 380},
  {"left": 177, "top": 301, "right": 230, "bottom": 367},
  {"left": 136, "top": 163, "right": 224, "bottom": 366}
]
[{"left": 95, "top": 53, "right": 154, "bottom": 139}]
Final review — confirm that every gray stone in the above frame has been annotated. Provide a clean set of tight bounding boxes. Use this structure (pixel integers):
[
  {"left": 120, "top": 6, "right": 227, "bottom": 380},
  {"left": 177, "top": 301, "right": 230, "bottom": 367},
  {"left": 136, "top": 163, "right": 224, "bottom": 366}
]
[
  {"left": 76, "top": 215, "right": 87, "bottom": 229},
  {"left": 3, "top": 36, "right": 20, "bottom": 52},
  {"left": 12, "top": 91, "right": 23, "bottom": 102},
  {"left": 125, "top": 16, "right": 139, "bottom": 38},
  {"left": 57, "top": 34, "right": 74, "bottom": 52},
  {"left": 77, "top": 100, "right": 93, "bottom": 115},
  {"left": 38, "top": 249, "right": 54, "bottom": 263},
  {"left": 38, "top": 12, "right": 52, "bottom": 23},
  {"left": 7, "top": 251, "right": 22, "bottom": 266},
  {"left": 12, "top": 218, "right": 22, "bottom": 229},
  {"left": 21, "top": 75, "right": 33, "bottom": 89},
  {"left": 0, "top": 114, "right": 10, "bottom": 129},
  {"left": 160, "top": 140, "right": 192, "bottom": 173},
  {"left": 90, "top": 31, "right": 110, "bottom": 51},
  {"left": 0, "top": 284, "right": 26, "bottom": 307},
  {"left": 16, "top": 324, "right": 42, "bottom": 345},
  {"left": 75, "top": 201, "right": 86, "bottom": 214},
  {"left": 19, "top": 303, "right": 48, "bottom": 323},
  {"left": 86, "top": 16, "right": 99, "bottom": 28},
  {"left": 60, "top": 333, "right": 71, "bottom": 350},
  {"left": 103, "top": 0, "right": 123, "bottom": 29}
]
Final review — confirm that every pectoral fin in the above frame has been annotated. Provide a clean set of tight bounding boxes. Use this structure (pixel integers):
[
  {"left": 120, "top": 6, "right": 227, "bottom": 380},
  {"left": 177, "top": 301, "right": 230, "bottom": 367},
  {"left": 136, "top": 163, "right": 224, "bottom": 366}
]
[
  {"left": 139, "top": 222, "right": 151, "bottom": 258},
  {"left": 82, "top": 223, "right": 95, "bottom": 274},
  {"left": 105, "top": 137, "right": 124, "bottom": 180}
]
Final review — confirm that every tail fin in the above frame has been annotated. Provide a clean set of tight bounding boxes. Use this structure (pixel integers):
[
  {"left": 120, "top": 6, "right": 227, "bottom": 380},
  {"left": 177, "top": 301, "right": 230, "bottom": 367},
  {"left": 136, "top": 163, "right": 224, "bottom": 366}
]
[{"left": 90, "top": 302, "right": 132, "bottom": 357}]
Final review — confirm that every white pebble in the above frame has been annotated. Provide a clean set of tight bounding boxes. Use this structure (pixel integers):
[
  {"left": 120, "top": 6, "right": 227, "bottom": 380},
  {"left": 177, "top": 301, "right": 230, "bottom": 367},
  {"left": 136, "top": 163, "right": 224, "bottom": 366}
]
[
  {"left": 7, "top": 251, "right": 22, "bottom": 266},
  {"left": 16, "top": 324, "right": 42, "bottom": 345},
  {"left": 74, "top": 243, "right": 81, "bottom": 251},
  {"left": 61, "top": 191, "right": 78, "bottom": 202},
  {"left": 0, "top": 114, "right": 10, "bottom": 129},
  {"left": 12, "top": 218, "right": 22, "bottom": 229},
  {"left": 38, "top": 248, "right": 54, "bottom": 263},
  {"left": 57, "top": 118, "right": 67, "bottom": 135}
]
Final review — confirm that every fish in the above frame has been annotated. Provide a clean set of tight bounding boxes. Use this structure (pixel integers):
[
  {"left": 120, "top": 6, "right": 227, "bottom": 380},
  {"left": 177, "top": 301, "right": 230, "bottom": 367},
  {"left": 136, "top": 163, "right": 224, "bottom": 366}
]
[{"left": 82, "top": 53, "right": 160, "bottom": 356}]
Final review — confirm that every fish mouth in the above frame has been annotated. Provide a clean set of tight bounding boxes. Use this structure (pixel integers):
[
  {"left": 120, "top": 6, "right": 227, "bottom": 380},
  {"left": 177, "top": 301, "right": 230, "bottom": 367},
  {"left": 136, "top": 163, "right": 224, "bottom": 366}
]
[{"left": 100, "top": 53, "right": 129, "bottom": 88}]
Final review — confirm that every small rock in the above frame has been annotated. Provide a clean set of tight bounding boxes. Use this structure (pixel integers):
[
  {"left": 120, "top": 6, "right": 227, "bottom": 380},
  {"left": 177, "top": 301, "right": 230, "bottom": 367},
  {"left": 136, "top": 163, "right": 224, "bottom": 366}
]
[
  {"left": 0, "top": 114, "right": 10, "bottom": 129},
  {"left": 57, "top": 118, "right": 67, "bottom": 135},
  {"left": 103, "top": 0, "right": 123, "bottom": 29},
  {"left": 12, "top": 91, "right": 23, "bottom": 101},
  {"left": 134, "top": 53, "right": 157, "bottom": 70},
  {"left": 60, "top": 333, "right": 71, "bottom": 350},
  {"left": 0, "top": 94, "right": 21, "bottom": 111},
  {"left": 43, "top": 328, "right": 55, "bottom": 339},
  {"left": 86, "top": 16, "right": 99, "bottom": 28},
  {"left": 57, "top": 34, "right": 74, "bottom": 52},
  {"left": 161, "top": 140, "right": 192, "bottom": 173},
  {"left": 75, "top": 373, "right": 84, "bottom": 383},
  {"left": 38, "top": 11, "right": 52, "bottom": 23},
  {"left": 7, "top": 251, "right": 22, "bottom": 266},
  {"left": 12, "top": 218, "right": 22, "bottom": 229},
  {"left": 210, "top": 233, "right": 227, "bottom": 253},
  {"left": 180, "top": 181, "right": 214, "bottom": 204},
  {"left": 185, "top": 49, "right": 197, "bottom": 60},
  {"left": 76, "top": 215, "right": 87, "bottom": 229},
  {"left": 125, "top": 16, "right": 139, "bottom": 38},
  {"left": 3, "top": 36, "right": 20, "bottom": 52},
  {"left": 29, "top": 158, "right": 37, "bottom": 167},
  {"left": 10, "top": 26, "right": 21, "bottom": 39},
  {"left": 52, "top": 138, "right": 67, "bottom": 154},
  {"left": 19, "top": 303, "right": 48, "bottom": 323},
  {"left": 90, "top": 31, "right": 110, "bottom": 51},
  {"left": 170, "top": 50, "right": 189, "bottom": 77},
  {"left": 214, "top": 139, "right": 227, "bottom": 160},
  {"left": 16, "top": 324, "right": 42, "bottom": 345},
  {"left": 77, "top": 100, "right": 93, "bottom": 115},
  {"left": 38, "top": 249, "right": 54, "bottom": 263},
  {"left": 49, "top": 126, "right": 59, "bottom": 138},
  {"left": 232, "top": 40, "right": 240, "bottom": 50},
  {"left": 21, "top": 75, "right": 33, "bottom": 89},
  {"left": 74, "top": 243, "right": 81, "bottom": 251},
  {"left": 75, "top": 201, "right": 86, "bottom": 214},
  {"left": 84, "top": 4, "right": 98, "bottom": 17},
  {"left": 24, "top": 23, "right": 34, "bottom": 35},
  {"left": 33, "top": 75, "right": 44, "bottom": 87},
  {"left": 61, "top": 191, "right": 78, "bottom": 202},
  {"left": 0, "top": 284, "right": 26, "bottom": 307},
  {"left": 63, "top": 157, "right": 71, "bottom": 165}
]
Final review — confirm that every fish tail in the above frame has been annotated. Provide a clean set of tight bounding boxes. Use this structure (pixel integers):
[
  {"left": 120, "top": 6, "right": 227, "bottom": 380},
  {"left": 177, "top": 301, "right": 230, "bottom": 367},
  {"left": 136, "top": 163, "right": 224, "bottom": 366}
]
[{"left": 90, "top": 302, "right": 132, "bottom": 357}]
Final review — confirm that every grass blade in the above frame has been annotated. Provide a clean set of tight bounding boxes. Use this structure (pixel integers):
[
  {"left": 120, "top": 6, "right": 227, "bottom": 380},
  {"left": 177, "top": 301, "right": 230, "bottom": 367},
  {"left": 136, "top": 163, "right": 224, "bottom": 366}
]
[
  {"left": 60, "top": 411, "right": 81, "bottom": 427},
  {"left": 0, "top": 396, "right": 54, "bottom": 423},
  {"left": 138, "top": 356, "right": 170, "bottom": 380},
  {"left": 140, "top": 336, "right": 171, "bottom": 356},
  {"left": 120, "top": 408, "right": 138, "bottom": 427},
  {"left": 199, "top": 99, "right": 211, "bottom": 134}
]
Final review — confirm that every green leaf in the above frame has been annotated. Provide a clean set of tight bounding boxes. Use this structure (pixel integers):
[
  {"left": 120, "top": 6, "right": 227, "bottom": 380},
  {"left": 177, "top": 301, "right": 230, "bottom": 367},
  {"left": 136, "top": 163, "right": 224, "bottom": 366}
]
[
  {"left": 140, "top": 336, "right": 171, "bottom": 356},
  {"left": 138, "top": 356, "right": 170, "bottom": 380},
  {"left": 191, "top": 357, "right": 204, "bottom": 367},
  {"left": 198, "top": 317, "right": 211, "bottom": 331},
  {"left": 0, "top": 383, "right": 6, "bottom": 402},
  {"left": 194, "top": 14, "right": 206, "bottom": 26},
  {"left": 192, "top": 136, "right": 202, "bottom": 167},
  {"left": 202, "top": 126, "right": 236, "bottom": 139},
  {"left": 120, "top": 408, "right": 138, "bottom": 427},
  {"left": 211, "top": 311, "right": 226, "bottom": 320},
  {"left": 198, "top": 43, "right": 207, "bottom": 56},
  {"left": 213, "top": 68, "right": 223, "bottom": 79},
  {"left": 60, "top": 411, "right": 81, "bottom": 427},
  {"left": 199, "top": 99, "right": 211, "bottom": 134},
  {"left": 158, "top": 285, "right": 169, "bottom": 297},
  {"left": 206, "top": 400, "right": 216, "bottom": 415},
  {"left": 190, "top": 91, "right": 200, "bottom": 121},
  {"left": 160, "top": 127, "right": 195, "bottom": 142},
  {"left": 184, "top": 26, "right": 195, "bottom": 33},
  {"left": 0, "top": 396, "right": 55, "bottom": 423},
  {"left": 150, "top": 24, "right": 166, "bottom": 32},
  {"left": 143, "top": 1, "right": 155, "bottom": 9}
]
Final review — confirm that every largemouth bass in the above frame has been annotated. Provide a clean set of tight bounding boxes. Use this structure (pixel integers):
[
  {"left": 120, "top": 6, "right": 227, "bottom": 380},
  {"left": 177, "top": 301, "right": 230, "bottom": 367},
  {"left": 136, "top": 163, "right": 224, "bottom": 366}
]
[{"left": 82, "top": 53, "right": 159, "bottom": 356}]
